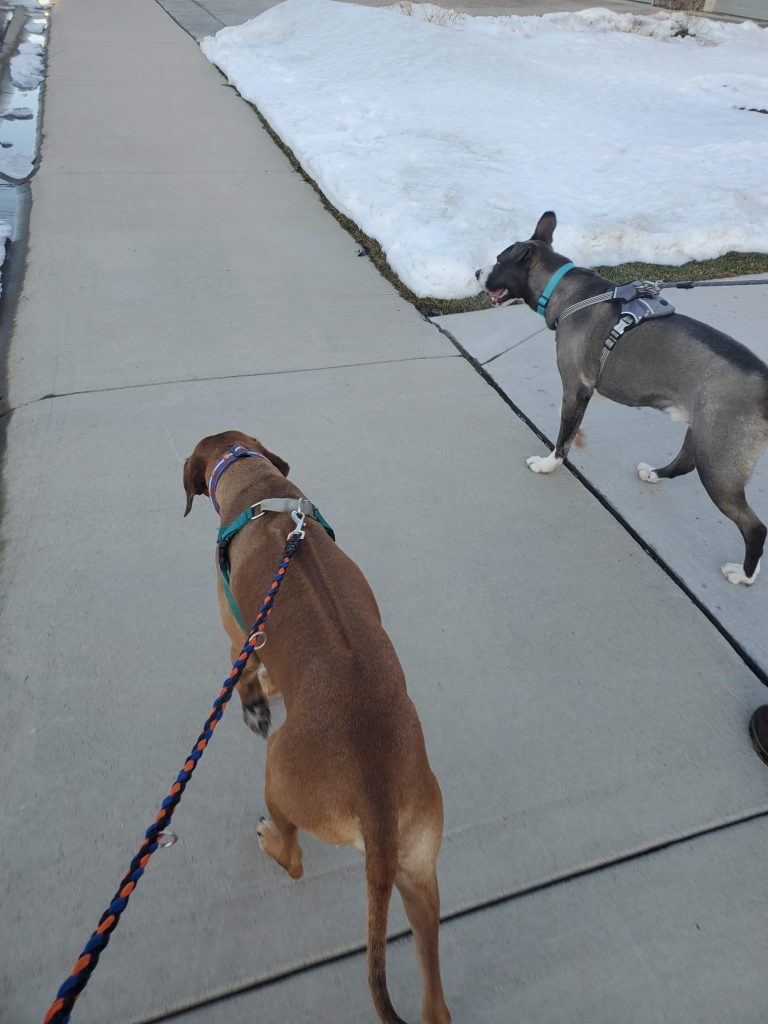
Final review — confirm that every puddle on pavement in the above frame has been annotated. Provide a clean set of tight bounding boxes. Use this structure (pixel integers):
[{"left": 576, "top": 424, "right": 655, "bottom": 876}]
[
  {"left": 0, "top": 5, "right": 49, "bottom": 292},
  {"left": 0, "top": 12, "right": 47, "bottom": 186}
]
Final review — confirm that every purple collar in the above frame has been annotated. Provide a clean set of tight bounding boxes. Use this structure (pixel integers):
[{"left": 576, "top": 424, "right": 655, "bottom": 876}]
[{"left": 208, "top": 445, "right": 269, "bottom": 514}]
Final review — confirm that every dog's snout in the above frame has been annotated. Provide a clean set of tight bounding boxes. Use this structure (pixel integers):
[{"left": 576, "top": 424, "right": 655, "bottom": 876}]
[{"left": 474, "top": 268, "right": 481, "bottom": 280}]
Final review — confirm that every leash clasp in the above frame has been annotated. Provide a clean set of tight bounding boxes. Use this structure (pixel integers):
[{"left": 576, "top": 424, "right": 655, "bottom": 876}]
[{"left": 289, "top": 506, "right": 306, "bottom": 540}]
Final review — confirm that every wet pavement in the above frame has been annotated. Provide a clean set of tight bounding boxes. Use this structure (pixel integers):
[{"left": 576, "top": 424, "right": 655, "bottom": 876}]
[{"left": 0, "top": 0, "right": 48, "bottom": 304}]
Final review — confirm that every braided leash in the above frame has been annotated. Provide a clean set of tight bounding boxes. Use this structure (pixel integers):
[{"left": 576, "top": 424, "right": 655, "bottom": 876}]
[{"left": 43, "top": 530, "right": 304, "bottom": 1024}]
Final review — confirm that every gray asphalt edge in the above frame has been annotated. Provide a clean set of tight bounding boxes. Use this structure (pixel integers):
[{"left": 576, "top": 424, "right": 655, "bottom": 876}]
[{"left": 0, "top": 2, "right": 49, "bottom": 551}]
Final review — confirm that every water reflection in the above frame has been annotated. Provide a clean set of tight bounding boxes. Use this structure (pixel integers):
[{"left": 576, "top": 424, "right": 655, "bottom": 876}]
[{"left": 0, "top": 13, "right": 47, "bottom": 184}]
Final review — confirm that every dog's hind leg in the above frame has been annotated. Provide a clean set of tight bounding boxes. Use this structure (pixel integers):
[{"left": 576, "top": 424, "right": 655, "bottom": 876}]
[
  {"left": 695, "top": 438, "right": 767, "bottom": 585},
  {"left": 394, "top": 863, "right": 450, "bottom": 1024},
  {"left": 638, "top": 428, "right": 696, "bottom": 483},
  {"left": 394, "top": 788, "right": 451, "bottom": 1024}
]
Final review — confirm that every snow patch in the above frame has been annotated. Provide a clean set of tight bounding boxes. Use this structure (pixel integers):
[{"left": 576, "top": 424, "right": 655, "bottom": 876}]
[
  {"left": 0, "top": 148, "right": 34, "bottom": 180},
  {"left": 3, "top": 107, "right": 34, "bottom": 120},
  {"left": 11, "top": 42, "right": 45, "bottom": 90},
  {"left": 202, "top": 0, "right": 768, "bottom": 298}
]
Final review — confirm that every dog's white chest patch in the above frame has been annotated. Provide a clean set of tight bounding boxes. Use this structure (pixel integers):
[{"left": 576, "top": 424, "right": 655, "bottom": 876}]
[{"left": 664, "top": 405, "right": 689, "bottom": 424}]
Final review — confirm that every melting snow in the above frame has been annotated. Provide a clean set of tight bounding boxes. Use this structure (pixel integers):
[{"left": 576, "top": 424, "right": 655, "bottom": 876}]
[{"left": 202, "top": 0, "right": 768, "bottom": 298}]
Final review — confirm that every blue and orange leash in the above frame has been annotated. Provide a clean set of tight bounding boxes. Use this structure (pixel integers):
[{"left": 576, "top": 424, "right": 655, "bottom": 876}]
[{"left": 43, "top": 523, "right": 305, "bottom": 1024}]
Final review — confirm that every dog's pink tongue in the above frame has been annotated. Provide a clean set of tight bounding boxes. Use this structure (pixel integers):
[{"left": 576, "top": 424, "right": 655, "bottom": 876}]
[{"left": 488, "top": 288, "right": 508, "bottom": 305}]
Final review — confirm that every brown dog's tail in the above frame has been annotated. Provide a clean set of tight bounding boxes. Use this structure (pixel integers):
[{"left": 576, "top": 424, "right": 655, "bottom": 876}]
[{"left": 365, "top": 822, "right": 408, "bottom": 1024}]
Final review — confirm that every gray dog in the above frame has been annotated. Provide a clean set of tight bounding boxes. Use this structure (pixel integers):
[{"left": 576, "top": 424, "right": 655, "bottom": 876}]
[{"left": 477, "top": 211, "right": 768, "bottom": 586}]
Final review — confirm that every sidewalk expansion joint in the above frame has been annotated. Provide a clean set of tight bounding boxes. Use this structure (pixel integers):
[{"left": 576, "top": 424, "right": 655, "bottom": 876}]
[
  {"left": 482, "top": 326, "right": 548, "bottom": 366},
  {"left": 129, "top": 805, "right": 768, "bottom": 1024},
  {"left": 431, "top": 318, "right": 768, "bottom": 690},
  {"left": 2, "top": 354, "right": 458, "bottom": 416}
]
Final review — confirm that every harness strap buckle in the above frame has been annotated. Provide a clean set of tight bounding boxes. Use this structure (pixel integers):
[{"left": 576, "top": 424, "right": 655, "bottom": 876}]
[
  {"left": 600, "top": 312, "right": 640, "bottom": 372},
  {"left": 612, "top": 312, "right": 637, "bottom": 336}
]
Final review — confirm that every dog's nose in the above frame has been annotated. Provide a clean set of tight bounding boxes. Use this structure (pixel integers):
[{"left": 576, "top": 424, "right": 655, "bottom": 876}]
[{"left": 474, "top": 269, "right": 482, "bottom": 280}]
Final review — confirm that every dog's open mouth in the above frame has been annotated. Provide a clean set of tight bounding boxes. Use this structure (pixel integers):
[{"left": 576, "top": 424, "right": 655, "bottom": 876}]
[{"left": 487, "top": 287, "right": 510, "bottom": 307}]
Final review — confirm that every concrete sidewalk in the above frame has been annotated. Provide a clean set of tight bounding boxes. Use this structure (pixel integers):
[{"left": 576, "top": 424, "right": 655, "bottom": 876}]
[{"left": 1, "top": 2, "right": 766, "bottom": 1023}]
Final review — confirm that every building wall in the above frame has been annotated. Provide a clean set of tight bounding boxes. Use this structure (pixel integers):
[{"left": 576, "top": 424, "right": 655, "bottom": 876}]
[
  {"left": 638, "top": 0, "right": 767, "bottom": 17},
  {"left": 706, "top": 0, "right": 767, "bottom": 17}
]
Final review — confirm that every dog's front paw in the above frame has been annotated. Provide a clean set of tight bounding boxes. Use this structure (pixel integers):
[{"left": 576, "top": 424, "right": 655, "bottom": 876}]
[
  {"left": 637, "top": 462, "right": 659, "bottom": 483},
  {"left": 242, "top": 699, "right": 271, "bottom": 738},
  {"left": 721, "top": 561, "right": 760, "bottom": 586},
  {"left": 526, "top": 452, "right": 562, "bottom": 475}
]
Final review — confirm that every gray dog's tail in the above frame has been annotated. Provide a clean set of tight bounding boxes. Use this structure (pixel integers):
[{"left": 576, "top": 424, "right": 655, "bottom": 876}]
[{"left": 365, "top": 821, "right": 408, "bottom": 1024}]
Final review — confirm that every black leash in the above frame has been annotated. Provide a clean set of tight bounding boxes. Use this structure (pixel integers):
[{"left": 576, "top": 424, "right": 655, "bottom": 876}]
[{"left": 662, "top": 277, "right": 768, "bottom": 290}]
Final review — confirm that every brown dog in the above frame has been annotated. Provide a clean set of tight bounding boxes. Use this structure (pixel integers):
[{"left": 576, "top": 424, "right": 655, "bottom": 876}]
[{"left": 183, "top": 431, "right": 451, "bottom": 1024}]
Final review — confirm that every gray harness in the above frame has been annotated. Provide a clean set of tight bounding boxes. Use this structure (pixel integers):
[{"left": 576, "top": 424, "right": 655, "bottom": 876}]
[{"left": 555, "top": 281, "right": 675, "bottom": 374}]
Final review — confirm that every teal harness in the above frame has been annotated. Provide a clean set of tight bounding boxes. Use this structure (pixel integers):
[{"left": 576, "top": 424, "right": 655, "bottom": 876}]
[{"left": 218, "top": 497, "right": 335, "bottom": 629}]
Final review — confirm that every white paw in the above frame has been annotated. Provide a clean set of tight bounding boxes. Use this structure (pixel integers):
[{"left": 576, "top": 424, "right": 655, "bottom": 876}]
[
  {"left": 637, "top": 462, "right": 659, "bottom": 483},
  {"left": 721, "top": 561, "right": 760, "bottom": 586},
  {"left": 526, "top": 452, "right": 562, "bottom": 475}
]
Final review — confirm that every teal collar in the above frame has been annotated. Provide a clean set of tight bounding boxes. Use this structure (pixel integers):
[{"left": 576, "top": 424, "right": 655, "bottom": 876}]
[{"left": 536, "top": 263, "right": 575, "bottom": 317}]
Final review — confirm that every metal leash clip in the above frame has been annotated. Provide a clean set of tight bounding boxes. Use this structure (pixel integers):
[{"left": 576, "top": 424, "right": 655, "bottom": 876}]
[
  {"left": 638, "top": 279, "right": 662, "bottom": 297},
  {"left": 289, "top": 506, "right": 306, "bottom": 540}
]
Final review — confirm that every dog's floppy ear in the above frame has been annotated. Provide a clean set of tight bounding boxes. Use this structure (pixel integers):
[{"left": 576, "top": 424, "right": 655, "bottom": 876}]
[
  {"left": 183, "top": 454, "right": 208, "bottom": 517},
  {"left": 531, "top": 211, "right": 557, "bottom": 246},
  {"left": 261, "top": 446, "right": 290, "bottom": 478}
]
